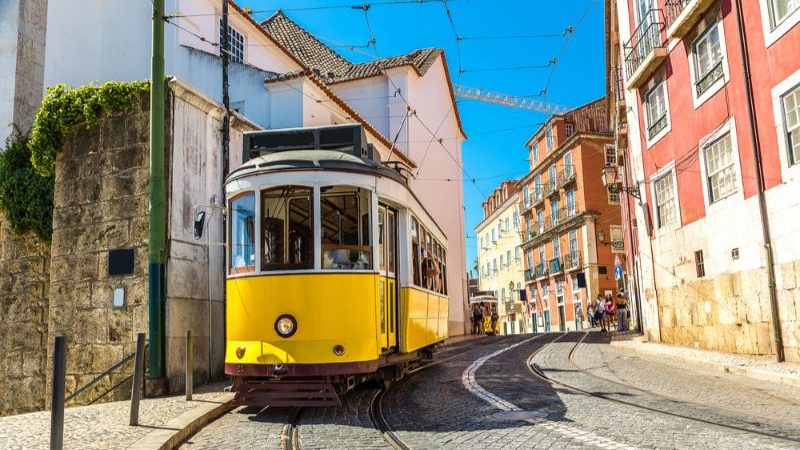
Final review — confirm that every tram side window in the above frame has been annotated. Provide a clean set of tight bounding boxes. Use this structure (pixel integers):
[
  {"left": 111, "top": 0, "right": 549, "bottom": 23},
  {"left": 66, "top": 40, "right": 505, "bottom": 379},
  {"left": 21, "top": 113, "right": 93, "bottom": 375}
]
[
  {"left": 321, "top": 186, "right": 372, "bottom": 270},
  {"left": 230, "top": 193, "right": 256, "bottom": 273},
  {"left": 411, "top": 218, "right": 421, "bottom": 285},
  {"left": 262, "top": 186, "right": 313, "bottom": 270}
]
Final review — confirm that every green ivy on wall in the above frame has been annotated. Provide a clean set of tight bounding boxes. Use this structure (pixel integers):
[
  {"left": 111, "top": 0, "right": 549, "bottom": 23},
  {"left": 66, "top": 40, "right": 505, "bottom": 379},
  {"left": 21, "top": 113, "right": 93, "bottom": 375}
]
[
  {"left": 0, "top": 80, "right": 150, "bottom": 242},
  {"left": 29, "top": 80, "right": 150, "bottom": 177},
  {"left": 0, "top": 134, "right": 54, "bottom": 242}
]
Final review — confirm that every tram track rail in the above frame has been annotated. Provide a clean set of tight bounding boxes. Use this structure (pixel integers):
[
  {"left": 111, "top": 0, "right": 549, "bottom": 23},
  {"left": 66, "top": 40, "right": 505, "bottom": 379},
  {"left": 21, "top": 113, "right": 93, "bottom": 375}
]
[
  {"left": 527, "top": 332, "right": 800, "bottom": 445},
  {"left": 280, "top": 407, "right": 303, "bottom": 450}
]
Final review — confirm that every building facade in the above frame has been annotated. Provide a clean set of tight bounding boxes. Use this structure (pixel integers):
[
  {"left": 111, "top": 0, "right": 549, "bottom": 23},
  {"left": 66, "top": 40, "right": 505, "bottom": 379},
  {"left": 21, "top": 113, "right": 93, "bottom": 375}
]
[
  {"left": 610, "top": 0, "right": 800, "bottom": 360},
  {"left": 475, "top": 181, "right": 529, "bottom": 335},
  {"left": 519, "top": 99, "right": 624, "bottom": 333}
]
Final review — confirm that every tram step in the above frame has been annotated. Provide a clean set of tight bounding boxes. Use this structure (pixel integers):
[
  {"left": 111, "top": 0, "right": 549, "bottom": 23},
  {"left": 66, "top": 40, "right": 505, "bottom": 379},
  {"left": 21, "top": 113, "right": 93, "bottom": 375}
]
[{"left": 234, "top": 380, "right": 342, "bottom": 407}]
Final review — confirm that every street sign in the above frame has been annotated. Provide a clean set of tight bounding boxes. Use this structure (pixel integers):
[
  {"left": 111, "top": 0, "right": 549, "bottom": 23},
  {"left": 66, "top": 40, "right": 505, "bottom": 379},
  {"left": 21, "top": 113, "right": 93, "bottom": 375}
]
[{"left": 614, "top": 265, "right": 623, "bottom": 280}]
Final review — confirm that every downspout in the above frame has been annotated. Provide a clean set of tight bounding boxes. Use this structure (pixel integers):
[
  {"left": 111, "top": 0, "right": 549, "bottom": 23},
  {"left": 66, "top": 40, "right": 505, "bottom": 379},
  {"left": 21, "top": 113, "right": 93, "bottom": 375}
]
[{"left": 733, "top": 0, "right": 784, "bottom": 362}]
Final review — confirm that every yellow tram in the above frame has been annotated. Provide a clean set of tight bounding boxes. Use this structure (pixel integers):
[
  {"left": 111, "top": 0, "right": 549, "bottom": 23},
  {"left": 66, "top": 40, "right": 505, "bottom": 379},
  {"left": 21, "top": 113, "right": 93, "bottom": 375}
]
[{"left": 224, "top": 124, "right": 449, "bottom": 406}]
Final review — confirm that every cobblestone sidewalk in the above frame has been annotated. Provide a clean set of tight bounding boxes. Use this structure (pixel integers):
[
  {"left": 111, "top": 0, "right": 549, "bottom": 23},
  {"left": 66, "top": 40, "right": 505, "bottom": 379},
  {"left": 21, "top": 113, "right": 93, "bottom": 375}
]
[
  {"left": 0, "top": 381, "right": 230, "bottom": 450},
  {"left": 611, "top": 337, "right": 800, "bottom": 387}
]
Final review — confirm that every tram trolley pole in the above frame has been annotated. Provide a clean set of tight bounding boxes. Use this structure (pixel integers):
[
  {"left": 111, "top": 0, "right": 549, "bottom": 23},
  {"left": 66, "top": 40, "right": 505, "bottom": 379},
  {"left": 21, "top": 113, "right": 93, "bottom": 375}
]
[
  {"left": 185, "top": 329, "right": 193, "bottom": 401},
  {"left": 130, "top": 333, "right": 146, "bottom": 426},
  {"left": 50, "top": 336, "right": 66, "bottom": 450}
]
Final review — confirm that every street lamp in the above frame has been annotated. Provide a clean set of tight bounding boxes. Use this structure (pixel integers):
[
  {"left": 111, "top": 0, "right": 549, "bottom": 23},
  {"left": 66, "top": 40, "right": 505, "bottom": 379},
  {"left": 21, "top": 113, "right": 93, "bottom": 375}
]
[{"left": 601, "top": 165, "right": 641, "bottom": 200}]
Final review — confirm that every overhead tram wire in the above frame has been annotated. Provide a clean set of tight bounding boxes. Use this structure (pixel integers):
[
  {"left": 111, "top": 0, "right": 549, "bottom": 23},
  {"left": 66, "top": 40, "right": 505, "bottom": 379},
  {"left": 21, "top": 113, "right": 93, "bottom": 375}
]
[
  {"left": 442, "top": 0, "right": 463, "bottom": 83},
  {"left": 541, "top": 0, "right": 598, "bottom": 99},
  {"left": 460, "top": 64, "right": 549, "bottom": 74},
  {"left": 166, "top": 0, "right": 462, "bottom": 19}
]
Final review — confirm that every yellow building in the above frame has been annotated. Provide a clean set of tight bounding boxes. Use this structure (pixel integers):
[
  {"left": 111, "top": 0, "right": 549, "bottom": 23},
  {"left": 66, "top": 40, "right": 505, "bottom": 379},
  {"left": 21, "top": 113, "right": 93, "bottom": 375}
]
[{"left": 474, "top": 180, "right": 529, "bottom": 335}]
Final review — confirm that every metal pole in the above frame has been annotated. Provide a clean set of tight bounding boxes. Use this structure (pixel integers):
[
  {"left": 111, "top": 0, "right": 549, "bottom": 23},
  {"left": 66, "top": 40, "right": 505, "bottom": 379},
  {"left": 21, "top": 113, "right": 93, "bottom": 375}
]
[
  {"left": 185, "top": 329, "right": 194, "bottom": 401},
  {"left": 50, "top": 336, "right": 66, "bottom": 450},
  {"left": 221, "top": 0, "right": 230, "bottom": 177},
  {"left": 733, "top": 0, "right": 784, "bottom": 362},
  {"left": 129, "top": 333, "right": 146, "bottom": 426},
  {"left": 148, "top": 0, "right": 167, "bottom": 379}
]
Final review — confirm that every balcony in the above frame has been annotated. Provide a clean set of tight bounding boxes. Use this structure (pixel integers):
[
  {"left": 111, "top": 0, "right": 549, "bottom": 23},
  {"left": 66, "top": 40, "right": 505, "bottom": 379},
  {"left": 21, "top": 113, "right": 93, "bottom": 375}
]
[
  {"left": 665, "top": 0, "right": 717, "bottom": 39},
  {"left": 611, "top": 240, "right": 625, "bottom": 252},
  {"left": 695, "top": 61, "right": 724, "bottom": 97},
  {"left": 544, "top": 178, "right": 559, "bottom": 198},
  {"left": 549, "top": 258, "right": 563, "bottom": 275},
  {"left": 624, "top": 9, "right": 667, "bottom": 90},
  {"left": 524, "top": 268, "right": 534, "bottom": 282},
  {"left": 531, "top": 187, "right": 545, "bottom": 207},
  {"left": 535, "top": 263, "right": 548, "bottom": 280},
  {"left": 557, "top": 165, "right": 576, "bottom": 188},
  {"left": 563, "top": 251, "right": 582, "bottom": 271}
]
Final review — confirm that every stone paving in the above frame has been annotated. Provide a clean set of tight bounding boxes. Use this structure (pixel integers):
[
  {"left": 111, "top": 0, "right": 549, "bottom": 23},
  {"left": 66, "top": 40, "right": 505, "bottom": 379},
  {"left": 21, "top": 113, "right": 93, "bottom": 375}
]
[{"left": 0, "top": 381, "right": 229, "bottom": 450}]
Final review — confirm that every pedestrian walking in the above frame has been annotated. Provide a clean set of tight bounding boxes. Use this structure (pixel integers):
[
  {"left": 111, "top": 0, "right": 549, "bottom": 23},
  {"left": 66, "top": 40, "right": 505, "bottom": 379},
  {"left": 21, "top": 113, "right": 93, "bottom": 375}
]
[
  {"left": 588, "top": 300, "right": 596, "bottom": 328},
  {"left": 472, "top": 305, "right": 484, "bottom": 335},
  {"left": 615, "top": 292, "right": 629, "bottom": 332},
  {"left": 604, "top": 295, "right": 615, "bottom": 330},
  {"left": 595, "top": 295, "right": 606, "bottom": 332}
]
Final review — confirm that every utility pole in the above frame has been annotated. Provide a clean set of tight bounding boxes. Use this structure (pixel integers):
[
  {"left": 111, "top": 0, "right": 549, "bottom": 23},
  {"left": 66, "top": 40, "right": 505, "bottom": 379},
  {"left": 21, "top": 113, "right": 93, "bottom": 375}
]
[
  {"left": 148, "top": 0, "right": 167, "bottom": 381},
  {"left": 221, "top": 0, "right": 230, "bottom": 176}
]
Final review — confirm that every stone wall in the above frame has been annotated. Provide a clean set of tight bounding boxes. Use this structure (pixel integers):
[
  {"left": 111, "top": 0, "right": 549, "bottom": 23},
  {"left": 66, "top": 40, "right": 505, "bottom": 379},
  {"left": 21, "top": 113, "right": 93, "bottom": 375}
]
[
  {"left": 656, "top": 262, "right": 800, "bottom": 361},
  {"left": 0, "top": 211, "right": 50, "bottom": 415},
  {"left": 46, "top": 96, "right": 151, "bottom": 405}
]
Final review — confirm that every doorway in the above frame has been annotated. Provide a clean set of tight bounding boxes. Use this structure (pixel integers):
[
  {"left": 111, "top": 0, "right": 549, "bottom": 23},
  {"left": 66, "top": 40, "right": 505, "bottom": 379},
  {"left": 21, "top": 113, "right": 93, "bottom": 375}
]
[{"left": 378, "top": 205, "right": 398, "bottom": 350}]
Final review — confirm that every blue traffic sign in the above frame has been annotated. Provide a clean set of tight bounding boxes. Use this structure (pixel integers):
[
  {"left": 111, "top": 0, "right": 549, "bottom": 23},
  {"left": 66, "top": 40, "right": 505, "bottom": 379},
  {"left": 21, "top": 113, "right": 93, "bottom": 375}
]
[{"left": 614, "top": 265, "right": 623, "bottom": 280}]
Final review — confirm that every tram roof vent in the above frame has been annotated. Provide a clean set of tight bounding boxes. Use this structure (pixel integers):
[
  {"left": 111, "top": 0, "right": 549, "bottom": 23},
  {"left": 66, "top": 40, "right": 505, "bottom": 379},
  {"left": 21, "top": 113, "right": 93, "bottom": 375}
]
[{"left": 243, "top": 124, "right": 379, "bottom": 164}]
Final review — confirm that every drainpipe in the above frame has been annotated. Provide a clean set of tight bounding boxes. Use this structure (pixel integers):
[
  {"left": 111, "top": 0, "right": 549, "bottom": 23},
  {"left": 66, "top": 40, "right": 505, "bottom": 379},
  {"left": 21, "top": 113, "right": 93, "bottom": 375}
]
[
  {"left": 733, "top": 0, "right": 784, "bottom": 362},
  {"left": 148, "top": 0, "right": 167, "bottom": 380}
]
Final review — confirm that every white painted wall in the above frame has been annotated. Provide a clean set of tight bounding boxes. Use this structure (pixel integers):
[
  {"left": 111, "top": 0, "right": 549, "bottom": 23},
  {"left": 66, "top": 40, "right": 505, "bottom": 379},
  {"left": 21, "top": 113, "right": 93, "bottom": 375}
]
[
  {"left": 328, "top": 78, "right": 392, "bottom": 138},
  {"left": 0, "top": 0, "right": 21, "bottom": 142}
]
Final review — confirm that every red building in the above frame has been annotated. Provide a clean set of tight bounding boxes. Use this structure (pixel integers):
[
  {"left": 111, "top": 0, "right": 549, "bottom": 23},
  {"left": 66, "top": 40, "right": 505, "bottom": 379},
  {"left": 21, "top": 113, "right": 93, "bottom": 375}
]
[{"left": 608, "top": 0, "right": 800, "bottom": 361}]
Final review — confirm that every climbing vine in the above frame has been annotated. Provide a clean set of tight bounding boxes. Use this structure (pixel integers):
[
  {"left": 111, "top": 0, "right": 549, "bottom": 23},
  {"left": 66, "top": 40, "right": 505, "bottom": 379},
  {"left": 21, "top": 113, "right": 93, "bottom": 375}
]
[
  {"left": 0, "top": 81, "right": 150, "bottom": 242},
  {"left": 0, "top": 134, "right": 54, "bottom": 242},
  {"left": 29, "top": 80, "right": 150, "bottom": 176}
]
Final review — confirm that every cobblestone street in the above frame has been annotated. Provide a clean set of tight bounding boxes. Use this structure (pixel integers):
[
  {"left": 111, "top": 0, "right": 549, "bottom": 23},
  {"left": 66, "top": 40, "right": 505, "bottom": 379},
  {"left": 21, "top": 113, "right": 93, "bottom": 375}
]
[{"left": 176, "top": 333, "right": 800, "bottom": 449}]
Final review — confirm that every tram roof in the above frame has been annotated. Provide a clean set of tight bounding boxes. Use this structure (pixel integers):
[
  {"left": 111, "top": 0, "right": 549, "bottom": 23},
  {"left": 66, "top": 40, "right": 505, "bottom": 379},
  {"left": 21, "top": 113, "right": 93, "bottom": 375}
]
[{"left": 225, "top": 149, "right": 407, "bottom": 185}]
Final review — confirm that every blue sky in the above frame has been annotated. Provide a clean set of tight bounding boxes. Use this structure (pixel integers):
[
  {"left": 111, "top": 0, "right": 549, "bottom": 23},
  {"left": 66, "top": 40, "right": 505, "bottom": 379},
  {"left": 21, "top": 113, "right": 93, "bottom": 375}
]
[{"left": 248, "top": 0, "right": 607, "bottom": 272}]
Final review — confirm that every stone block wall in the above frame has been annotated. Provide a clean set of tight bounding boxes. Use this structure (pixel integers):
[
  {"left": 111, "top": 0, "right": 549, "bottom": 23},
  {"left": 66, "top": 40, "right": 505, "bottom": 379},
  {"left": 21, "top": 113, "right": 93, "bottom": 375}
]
[
  {"left": 46, "top": 97, "right": 151, "bottom": 405},
  {"left": 0, "top": 212, "right": 50, "bottom": 415},
  {"left": 656, "top": 262, "right": 800, "bottom": 361}
]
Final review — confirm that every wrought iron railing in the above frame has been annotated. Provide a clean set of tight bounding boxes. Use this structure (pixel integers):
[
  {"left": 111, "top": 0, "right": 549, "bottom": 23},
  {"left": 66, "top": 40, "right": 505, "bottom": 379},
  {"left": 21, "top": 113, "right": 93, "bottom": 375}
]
[
  {"left": 648, "top": 114, "right": 668, "bottom": 139},
  {"left": 535, "top": 263, "right": 548, "bottom": 279},
  {"left": 624, "top": 9, "right": 666, "bottom": 79},
  {"left": 611, "top": 240, "right": 625, "bottom": 251},
  {"left": 65, "top": 345, "right": 142, "bottom": 406},
  {"left": 557, "top": 165, "right": 576, "bottom": 187},
  {"left": 542, "top": 178, "right": 557, "bottom": 197},
  {"left": 665, "top": 0, "right": 691, "bottom": 28},
  {"left": 524, "top": 268, "right": 534, "bottom": 282},
  {"left": 549, "top": 257, "right": 563, "bottom": 275},
  {"left": 696, "top": 61, "right": 724, "bottom": 96},
  {"left": 563, "top": 251, "right": 582, "bottom": 271}
]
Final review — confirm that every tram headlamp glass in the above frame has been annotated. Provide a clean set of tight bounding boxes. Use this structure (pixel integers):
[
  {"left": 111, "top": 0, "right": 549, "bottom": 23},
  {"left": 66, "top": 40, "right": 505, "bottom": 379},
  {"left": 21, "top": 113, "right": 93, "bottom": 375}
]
[{"left": 275, "top": 315, "right": 297, "bottom": 338}]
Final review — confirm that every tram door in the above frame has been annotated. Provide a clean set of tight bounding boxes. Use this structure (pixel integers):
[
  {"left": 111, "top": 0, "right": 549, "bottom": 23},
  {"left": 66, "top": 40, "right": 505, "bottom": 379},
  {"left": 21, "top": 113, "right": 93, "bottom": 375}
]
[{"left": 378, "top": 206, "right": 398, "bottom": 350}]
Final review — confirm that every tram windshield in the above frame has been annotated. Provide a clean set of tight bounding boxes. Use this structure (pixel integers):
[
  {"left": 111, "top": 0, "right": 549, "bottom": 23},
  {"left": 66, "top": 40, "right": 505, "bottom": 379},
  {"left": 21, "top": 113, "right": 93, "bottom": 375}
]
[
  {"left": 320, "top": 186, "right": 371, "bottom": 270},
  {"left": 262, "top": 186, "right": 313, "bottom": 270}
]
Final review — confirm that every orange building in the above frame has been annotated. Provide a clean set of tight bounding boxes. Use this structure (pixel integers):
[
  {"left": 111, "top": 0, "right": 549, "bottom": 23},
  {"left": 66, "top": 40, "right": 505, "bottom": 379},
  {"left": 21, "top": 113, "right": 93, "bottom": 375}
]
[{"left": 518, "top": 99, "right": 624, "bottom": 332}]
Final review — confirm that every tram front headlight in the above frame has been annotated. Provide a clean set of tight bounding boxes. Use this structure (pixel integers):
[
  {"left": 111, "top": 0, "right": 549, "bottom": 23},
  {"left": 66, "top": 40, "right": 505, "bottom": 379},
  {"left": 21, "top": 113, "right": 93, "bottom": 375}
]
[{"left": 275, "top": 314, "right": 297, "bottom": 338}]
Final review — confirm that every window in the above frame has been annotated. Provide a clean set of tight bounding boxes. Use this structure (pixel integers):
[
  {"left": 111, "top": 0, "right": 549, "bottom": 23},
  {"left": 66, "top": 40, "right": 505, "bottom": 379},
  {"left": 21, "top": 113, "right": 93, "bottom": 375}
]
[
  {"left": 523, "top": 187, "right": 530, "bottom": 206},
  {"left": 782, "top": 83, "right": 800, "bottom": 166},
  {"left": 513, "top": 211, "right": 519, "bottom": 229},
  {"left": 646, "top": 82, "right": 668, "bottom": 139},
  {"left": 556, "top": 280, "right": 565, "bottom": 304},
  {"left": 412, "top": 218, "right": 421, "bottom": 284},
  {"left": 542, "top": 284, "right": 549, "bottom": 297},
  {"left": 693, "top": 23, "right": 725, "bottom": 97},
  {"left": 605, "top": 145, "right": 617, "bottom": 167},
  {"left": 261, "top": 186, "right": 314, "bottom": 270},
  {"left": 563, "top": 151, "right": 574, "bottom": 174},
  {"left": 534, "top": 175, "right": 542, "bottom": 198},
  {"left": 569, "top": 230, "right": 578, "bottom": 255},
  {"left": 499, "top": 254, "right": 504, "bottom": 269},
  {"left": 550, "top": 199, "right": 560, "bottom": 226},
  {"left": 219, "top": 19, "right": 245, "bottom": 63},
  {"left": 768, "top": 0, "right": 800, "bottom": 29},
  {"left": 571, "top": 274, "right": 580, "bottom": 293},
  {"left": 610, "top": 226, "right": 624, "bottom": 252},
  {"left": 653, "top": 171, "right": 677, "bottom": 228},
  {"left": 320, "top": 186, "right": 370, "bottom": 270},
  {"left": 548, "top": 165, "right": 557, "bottom": 190},
  {"left": 537, "top": 210, "right": 544, "bottom": 233},
  {"left": 527, "top": 250, "right": 534, "bottom": 269},
  {"left": 538, "top": 245, "right": 545, "bottom": 265},
  {"left": 695, "top": 250, "right": 705, "bottom": 278},
  {"left": 552, "top": 238, "right": 561, "bottom": 258},
  {"left": 533, "top": 145, "right": 540, "bottom": 163},
  {"left": 505, "top": 217, "right": 510, "bottom": 233},
  {"left": 515, "top": 247, "right": 521, "bottom": 262},
  {"left": 229, "top": 193, "right": 255, "bottom": 273},
  {"left": 479, "top": 237, "right": 484, "bottom": 249},
  {"left": 491, "top": 229, "right": 496, "bottom": 242},
  {"left": 545, "top": 125, "right": 554, "bottom": 150},
  {"left": 506, "top": 250, "right": 512, "bottom": 267},
  {"left": 493, "top": 259, "right": 497, "bottom": 273},
  {"left": 566, "top": 189, "right": 576, "bottom": 216},
  {"left": 565, "top": 122, "right": 575, "bottom": 138},
  {"left": 501, "top": 288, "right": 506, "bottom": 302},
  {"left": 609, "top": 189, "right": 620, "bottom": 204},
  {"left": 703, "top": 133, "right": 738, "bottom": 202}
]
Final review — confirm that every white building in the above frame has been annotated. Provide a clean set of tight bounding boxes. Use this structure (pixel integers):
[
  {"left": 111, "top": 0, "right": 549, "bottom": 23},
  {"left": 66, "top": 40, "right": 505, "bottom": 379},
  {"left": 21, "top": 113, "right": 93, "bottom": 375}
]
[{"left": 5, "top": 0, "right": 469, "bottom": 335}]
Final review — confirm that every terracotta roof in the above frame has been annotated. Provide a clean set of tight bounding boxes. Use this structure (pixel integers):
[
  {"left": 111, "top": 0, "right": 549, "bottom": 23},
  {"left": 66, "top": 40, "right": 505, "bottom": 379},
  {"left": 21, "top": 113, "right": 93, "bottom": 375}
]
[
  {"left": 264, "top": 69, "right": 417, "bottom": 169},
  {"left": 262, "top": 11, "right": 443, "bottom": 84}
]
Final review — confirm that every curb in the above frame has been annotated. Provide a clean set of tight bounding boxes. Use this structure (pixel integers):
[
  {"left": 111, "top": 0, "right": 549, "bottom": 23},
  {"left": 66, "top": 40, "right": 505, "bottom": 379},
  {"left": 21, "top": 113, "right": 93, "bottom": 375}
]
[
  {"left": 610, "top": 341, "right": 800, "bottom": 388},
  {"left": 443, "top": 333, "right": 485, "bottom": 347},
  {"left": 128, "top": 392, "right": 236, "bottom": 450}
]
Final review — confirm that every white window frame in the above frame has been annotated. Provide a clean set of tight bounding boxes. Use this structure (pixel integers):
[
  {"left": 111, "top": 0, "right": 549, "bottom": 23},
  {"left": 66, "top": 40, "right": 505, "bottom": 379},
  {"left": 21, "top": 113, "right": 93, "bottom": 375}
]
[
  {"left": 610, "top": 225, "right": 625, "bottom": 254},
  {"left": 608, "top": 189, "right": 621, "bottom": 205},
  {"left": 219, "top": 18, "right": 246, "bottom": 64},
  {"left": 759, "top": 0, "right": 800, "bottom": 47},
  {"left": 604, "top": 145, "right": 617, "bottom": 167},
  {"left": 533, "top": 145, "right": 540, "bottom": 164},
  {"left": 772, "top": 68, "right": 800, "bottom": 182},
  {"left": 644, "top": 79, "right": 671, "bottom": 146},
  {"left": 698, "top": 118, "right": 744, "bottom": 207},
  {"left": 688, "top": 18, "right": 731, "bottom": 109},
  {"left": 545, "top": 125, "right": 554, "bottom": 150},
  {"left": 649, "top": 162, "right": 681, "bottom": 233}
]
